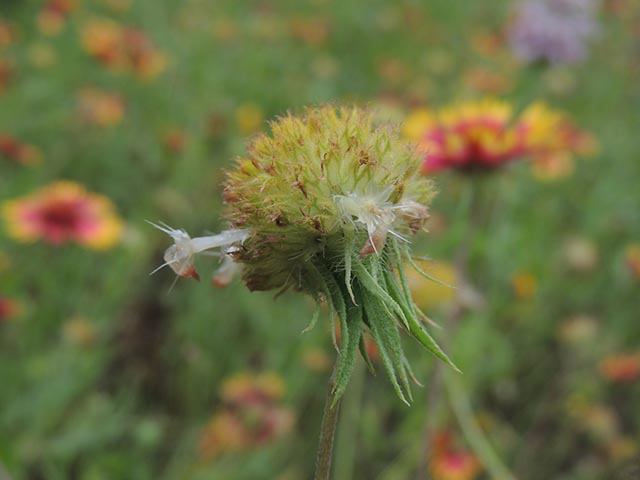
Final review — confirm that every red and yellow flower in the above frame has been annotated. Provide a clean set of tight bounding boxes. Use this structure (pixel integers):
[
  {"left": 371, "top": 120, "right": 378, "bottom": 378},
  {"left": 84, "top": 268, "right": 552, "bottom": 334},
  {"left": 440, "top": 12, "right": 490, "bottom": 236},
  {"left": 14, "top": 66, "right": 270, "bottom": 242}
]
[
  {"left": 429, "top": 431, "right": 482, "bottom": 480},
  {"left": 37, "top": 0, "right": 77, "bottom": 36},
  {"left": 77, "top": 88, "right": 125, "bottom": 127},
  {"left": 599, "top": 353, "right": 640, "bottom": 382},
  {"left": 0, "top": 134, "right": 42, "bottom": 165},
  {"left": 404, "top": 99, "right": 595, "bottom": 173},
  {"left": 81, "top": 19, "right": 167, "bottom": 78},
  {"left": 0, "top": 297, "right": 21, "bottom": 322},
  {"left": 199, "top": 372, "right": 294, "bottom": 459},
  {"left": 2, "top": 181, "right": 123, "bottom": 249}
]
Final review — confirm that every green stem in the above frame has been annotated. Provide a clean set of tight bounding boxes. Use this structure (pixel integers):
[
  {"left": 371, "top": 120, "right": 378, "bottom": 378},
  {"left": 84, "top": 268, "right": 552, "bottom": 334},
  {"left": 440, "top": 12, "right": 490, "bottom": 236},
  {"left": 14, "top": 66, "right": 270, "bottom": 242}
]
[
  {"left": 314, "top": 360, "right": 341, "bottom": 480},
  {"left": 443, "top": 369, "right": 515, "bottom": 480},
  {"left": 333, "top": 361, "right": 365, "bottom": 480}
]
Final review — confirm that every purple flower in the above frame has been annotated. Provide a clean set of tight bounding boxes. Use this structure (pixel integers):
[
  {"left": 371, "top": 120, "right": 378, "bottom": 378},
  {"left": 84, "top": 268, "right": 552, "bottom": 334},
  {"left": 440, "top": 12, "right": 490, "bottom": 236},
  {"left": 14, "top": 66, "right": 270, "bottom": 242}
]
[{"left": 508, "top": 0, "right": 600, "bottom": 64}]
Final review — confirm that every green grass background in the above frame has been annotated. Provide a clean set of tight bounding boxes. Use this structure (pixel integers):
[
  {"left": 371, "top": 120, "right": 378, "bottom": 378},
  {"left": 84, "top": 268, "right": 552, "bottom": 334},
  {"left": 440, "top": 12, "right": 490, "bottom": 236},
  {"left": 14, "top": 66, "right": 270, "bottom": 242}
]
[{"left": 1, "top": 0, "right": 639, "bottom": 478}]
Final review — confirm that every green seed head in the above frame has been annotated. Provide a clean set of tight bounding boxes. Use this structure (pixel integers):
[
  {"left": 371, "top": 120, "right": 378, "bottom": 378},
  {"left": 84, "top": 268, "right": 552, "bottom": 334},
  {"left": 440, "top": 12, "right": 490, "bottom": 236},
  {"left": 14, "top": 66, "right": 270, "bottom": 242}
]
[
  {"left": 223, "top": 105, "right": 435, "bottom": 293},
  {"left": 156, "top": 105, "right": 456, "bottom": 404}
]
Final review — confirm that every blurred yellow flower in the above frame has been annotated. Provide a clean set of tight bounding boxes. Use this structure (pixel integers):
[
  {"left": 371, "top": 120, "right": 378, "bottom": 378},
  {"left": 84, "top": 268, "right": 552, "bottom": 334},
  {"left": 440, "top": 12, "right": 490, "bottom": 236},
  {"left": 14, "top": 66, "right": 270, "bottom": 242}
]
[
  {"left": 562, "top": 236, "right": 599, "bottom": 272},
  {"left": 81, "top": 18, "right": 167, "bottom": 78},
  {"left": 235, "top": 104, "right": 264, "bottom": 135},
  {"left": 624, "top": 243, "right": 640, "bottom": 279},
  {"left": 62, "top": 316, "right": 97, "bottom": 347},
  {"left": 2, "top": 181, "right": 123, "bottom": 249},
  {"left": 27, "top": 44, "right": 58, "bottom": 69},
  {"left": 0, "top": 21, "right": 15, "bottom": 48},
  {"left": 407, "top": 260, "right": 457, "bottom": 312},
  {"left": 78, "top": 88, "right": 125, "bottom": 127},
  {"left": 530, "top": 151, "right": 575, "bottom": 181},
  {"left": 511, "top": 271, "right": 537, "bottom": 300},
  {"left": 301, "top": 347, "right": 331, "bottom": 372},
  {"left": 221, "top": 372, "right": 285, "bottom": 405},
  {"left": 199, "top": 371, "right": 294, "bottom": 460},
  {"left": 556, "top": 314, "right": 598, "bottom": 345}
]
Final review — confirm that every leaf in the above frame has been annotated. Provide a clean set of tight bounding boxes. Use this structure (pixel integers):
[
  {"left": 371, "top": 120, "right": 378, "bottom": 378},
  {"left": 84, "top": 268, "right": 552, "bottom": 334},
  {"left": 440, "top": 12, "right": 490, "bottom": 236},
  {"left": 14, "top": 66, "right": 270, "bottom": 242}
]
[
  {"left": 332, "top": 300, "right": 363, "bottom": 406},
  {"left": 406, "top": 253, "right": 456, "bottom": 289},
  {"left": 301, "top": 305, "right": 320, "bottom": 334},
  {"left": 353, "top": 256, "right": 409, "bottom": 329},
  {"left": 362, "top": 290, "right": 411, "bottom": 405}
]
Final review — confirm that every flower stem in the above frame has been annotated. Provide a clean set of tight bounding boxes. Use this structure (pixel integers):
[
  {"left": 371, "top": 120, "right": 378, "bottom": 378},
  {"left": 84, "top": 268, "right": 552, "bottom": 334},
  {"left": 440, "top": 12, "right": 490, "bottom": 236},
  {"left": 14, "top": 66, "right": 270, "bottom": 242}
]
[
  {"left": 443, "top": 369, "right": 515, "bottom": 480},
  {"left": 314, "top": 360, "right": 341, "bottom": 480}
]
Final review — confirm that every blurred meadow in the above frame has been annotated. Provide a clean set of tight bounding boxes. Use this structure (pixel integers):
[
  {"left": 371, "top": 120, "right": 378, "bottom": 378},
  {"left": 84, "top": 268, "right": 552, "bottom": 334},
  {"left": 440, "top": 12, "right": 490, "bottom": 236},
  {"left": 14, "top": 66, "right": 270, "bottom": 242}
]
[{"left": 1, "top": 0, "right": 640, "bottom": 479}]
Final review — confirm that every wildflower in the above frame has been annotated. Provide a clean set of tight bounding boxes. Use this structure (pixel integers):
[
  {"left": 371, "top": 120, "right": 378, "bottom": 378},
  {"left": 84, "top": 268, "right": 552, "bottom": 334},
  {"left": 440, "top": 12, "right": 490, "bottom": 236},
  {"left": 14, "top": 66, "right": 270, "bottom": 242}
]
[
  {"left": 289, "top": 16, "right": 329, "bottom": 46},
  {"left": 150, "top": 223, "right": 248, "bottom": 281},
  {"left": 234, "top": 103, "right": 264, "bottom": 135},
  {"left": 162, "top": 128, "right": 187, "bottom": 155},
  {"left": 155, "top": 105, "right": 456, "bottom": 403},
  {"left": 624, "top": 243, "right": 640, "bottom": 279},
  {"left": 507, "top": 0, "right": 599, "bottom": 65},
  {"left": 511, "top": 271, "right": 537, "bottom": 300},
  {"left": 28, "top": 44, "right": 58, "bottom": 69},
  {"left": 77, "top": 88, "right": 125, "bottom": 127},
  {"left": 562, "top": 236, "right": 598, "bottom": 272},
  {"left": 2, "top": 181, "right": 123, "bottom": 249},
  {"left": 0, "top": 21, "right": 15, "bottom": 48},
  {"left": 463, "top": 67, "right": 513, "bottom": 95},
  {"left": 530, "top": 151, "right": 575, "bottom": 180},
  {"left": 556, "top": 314, "right": 598, "bottom": 345},
  {"left": 429, "top": 431, "right": 482, "bottom": 480},
  {"left": 407, "top": 260, "right": 457, "bottom": 312},
  {"left": 80, "top": 19, "right": 166, "bottom": 78},
  {"left": 0, "top": 297, "right": 21, "bottom": 322},
  {"left": 0, "top": 134, "right": 42, "bottom": 165},
  {"left": 404, "top": 99, "right": 593, "bottom": 174},
  {"left": 37, "top": 0, "right": 76, "bottom": 35},
  {"left": 302, "top": 347, "right": 332, "bottom": 372},
  {"left": 0, "top": 58, "right": 13, "bottom": 94},
  {"left": 599, "top": 353, "right": 640, "bottom": 382},
  {"left": 199, "top": 372, "right": 294, "bottom": 459},
  {"left": 62, "top": 316, "right": 97, "bottom": 347}
]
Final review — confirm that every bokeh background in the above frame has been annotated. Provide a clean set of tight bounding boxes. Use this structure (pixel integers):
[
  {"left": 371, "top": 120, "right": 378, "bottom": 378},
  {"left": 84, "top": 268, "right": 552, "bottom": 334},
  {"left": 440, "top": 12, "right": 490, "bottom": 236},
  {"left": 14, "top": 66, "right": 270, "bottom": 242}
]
[{"left": 1, "top": 0, "right": 640, "bottom": 479}]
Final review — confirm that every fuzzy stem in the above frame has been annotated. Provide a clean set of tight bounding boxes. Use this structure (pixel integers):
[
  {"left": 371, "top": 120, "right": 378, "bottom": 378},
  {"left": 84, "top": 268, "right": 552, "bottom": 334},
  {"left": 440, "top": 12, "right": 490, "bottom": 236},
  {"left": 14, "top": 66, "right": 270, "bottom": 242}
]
[
  {"left": 314, "top": 360, "right": 341, "bottom": 480},
  {"left": 333, "top": 361, "right": 365, "bottom": 480}
]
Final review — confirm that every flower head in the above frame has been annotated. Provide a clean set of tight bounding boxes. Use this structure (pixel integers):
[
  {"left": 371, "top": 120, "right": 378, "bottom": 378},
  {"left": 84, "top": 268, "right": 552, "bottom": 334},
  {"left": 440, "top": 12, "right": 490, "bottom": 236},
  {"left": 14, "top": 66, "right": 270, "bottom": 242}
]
[
  {"left": 508, "top": 0, "right": 599, "bottom": 65},
  {"left": 0, "top": 297, "right": 21, "bottom": 322},
  {"left": 199, "top": 372, "right": 294, "bottom": 459},
  {"left": 156, "top": 105, "right": 456, "bottom": 404},
  {"left": 599, "top": 353, "right": 640, "bottom": 382},
  {"left": 77, "top": 88, "right": 125, "bottom": 127},
  {"left": 430, "top": 431, "right": 482, "bottom": 480},
  {"left": 2, "top": 181, "right": 123, "bottom": 249},
  {"left": 81, "top": 19, "right": 166, "bottom": 78},
  {"left": 0, "top": 134, "right": 42, "bottom": 165},
  {"left": 404, "top": 99, "right": 593, "bottom": 173}
]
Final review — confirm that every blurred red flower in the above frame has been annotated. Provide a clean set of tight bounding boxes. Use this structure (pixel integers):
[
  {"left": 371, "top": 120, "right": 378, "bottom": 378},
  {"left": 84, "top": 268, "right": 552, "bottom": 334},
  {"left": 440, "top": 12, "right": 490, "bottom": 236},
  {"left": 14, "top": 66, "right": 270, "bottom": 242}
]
[
  {"left": 0, "top": 297, "right": 21, "bottom": 322},
  {"left": 599, "top": 353, "right": 640, "bottom": 382},
  {"left": 81, "top": 19, "right": 167, "bottom": 78},
  {"left": 430, "top": 431, "right": 482, "bottom": 480},
  {"left": 0, "top": 134, "right": 42, "bottom": 165},
  {"left": 199, "top": 372, "right": 294, "bottom": 459}
]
